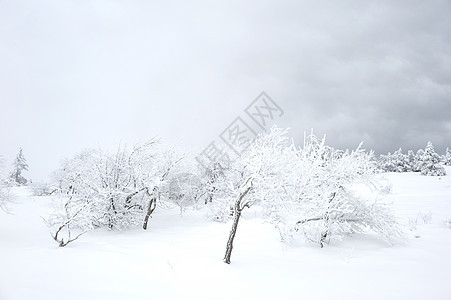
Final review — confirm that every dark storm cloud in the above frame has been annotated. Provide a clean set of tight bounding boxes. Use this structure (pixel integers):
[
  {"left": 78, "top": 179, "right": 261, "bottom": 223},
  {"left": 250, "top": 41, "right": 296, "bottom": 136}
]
[
  {"left": 275, "top": 0, "right": 451, "bottom": 154},
  {"left": 0, "top": 0, "right": 450, "bottom": 180}
]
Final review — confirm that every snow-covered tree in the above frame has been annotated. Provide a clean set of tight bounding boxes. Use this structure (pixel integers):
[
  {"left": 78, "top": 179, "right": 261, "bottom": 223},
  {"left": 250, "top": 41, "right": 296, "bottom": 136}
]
[
  {"left": 9, "top": 148, "right": 29, "bottom": 186},
  {"left": 418, "top": 142, "right": 446, "bottom": 176},
  {"left": 413, "top": 149, "right": 425, "bottom": 172},
  {"left": 220, "top": 127, "right": 402, "bottom": 264},
  {"left": 162, "top": 148, "right": 233, "bottom": 215},
  {"left": 166, "top": 172, "right": 204, "bottom": 214},
  {"left": 46, "top": 149, "right": 110, "bottom": 246},
  {"left": 223, "top": 127, "right": 299, "bottom": 264},
  {"left": 377, "top": 149, "right": 411, "bottom": 173},
  {"left": 393, "top": 148, "right": 410, "bottom": 172},
  {"left": 46, "top": 140, "right": 184, "bottom": 246},
  {"left": 142, "top": 147, "right": 185, "bottom": 230},
  {"left": 442, "top": 147, "right": 451, "bottom": 166},
  {"left": 201, "top": 149, "right": 243, "bottom": 222},
  {"left": 274, "top": 135, "right": 402, "bottom": 248},
  {"left": 406, "top": 150, "right": 416, "bottom": 171},
  {"left": 378, "top": 152, "right": 396, "bottom": 172},
  {"left": 203, "top": 163, "right": 250, "bottom": 224},
  {"left": 203, "top": 162, "right": 228, "bottom": 204}
]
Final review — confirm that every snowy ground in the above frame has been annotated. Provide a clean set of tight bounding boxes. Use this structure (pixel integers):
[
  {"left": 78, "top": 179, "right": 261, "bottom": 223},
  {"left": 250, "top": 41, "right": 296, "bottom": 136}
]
[{"left": 1, "top": 168, "right": 451, "bottom": 300}]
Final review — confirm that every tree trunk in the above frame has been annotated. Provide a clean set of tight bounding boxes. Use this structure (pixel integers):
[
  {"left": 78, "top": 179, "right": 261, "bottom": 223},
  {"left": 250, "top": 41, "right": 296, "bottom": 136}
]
[
  {"left": 143, "top": 198, "right": 156, "bottom": 230},
  {"left": 223, "top": 185, "right": 252, "bottom": 264},
  {"left": 223, "top": 206, "right": 242, "bottom": 264}
]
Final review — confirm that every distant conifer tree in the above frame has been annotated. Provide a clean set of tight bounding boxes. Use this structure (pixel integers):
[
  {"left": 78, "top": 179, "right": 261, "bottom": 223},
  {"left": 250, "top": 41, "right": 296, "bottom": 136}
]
[
  {"left": 442, "top": 147, "right": 451, "bottom": 166},
  {"left": 10, "top": 148, "right": 29, "bottom": 185},
  {"left": 419, "top": 142, "right": 446, "bottom": 176}
]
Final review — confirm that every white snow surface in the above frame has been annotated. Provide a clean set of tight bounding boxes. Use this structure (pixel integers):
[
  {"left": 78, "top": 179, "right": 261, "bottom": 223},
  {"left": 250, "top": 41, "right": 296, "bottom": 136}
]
[{"left": 1, "top": 168, "right": 451, "bottom": 299}]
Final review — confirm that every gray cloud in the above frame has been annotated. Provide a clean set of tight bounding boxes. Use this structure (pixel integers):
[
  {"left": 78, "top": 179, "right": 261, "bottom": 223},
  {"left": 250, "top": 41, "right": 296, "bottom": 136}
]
[{"left": 1, "top": 0, "right": 450, "bottom": 180}]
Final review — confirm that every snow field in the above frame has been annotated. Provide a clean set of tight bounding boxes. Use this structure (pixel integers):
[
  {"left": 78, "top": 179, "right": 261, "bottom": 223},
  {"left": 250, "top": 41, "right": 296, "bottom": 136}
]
[{"left": 1, "top": 168, "right": 451, "bottom": 299}]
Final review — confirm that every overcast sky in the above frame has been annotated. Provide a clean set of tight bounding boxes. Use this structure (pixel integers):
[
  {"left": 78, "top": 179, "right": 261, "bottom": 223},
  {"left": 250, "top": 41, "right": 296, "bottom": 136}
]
[{"left": 1, "top": 0, "right": 450, "bottom": 180}]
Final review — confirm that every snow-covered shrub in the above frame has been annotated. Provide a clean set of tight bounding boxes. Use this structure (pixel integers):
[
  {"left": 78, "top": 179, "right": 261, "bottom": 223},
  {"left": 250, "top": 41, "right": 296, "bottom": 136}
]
[
  {"left": 46, "top": 140, "right": 184, "bottom": 246},
  {"left": 418, "top": 142, "right": 446, "bottom": 176},
  {"left": 408, "top": 211, "right": 432, "bottom": 231},
  {"left": 203, "top": 153, "right": 241, "bottom": 222},
  {"left": 164, "top": 167, "right": 206, "bottom": 214},
  {"left": 377, "top": 148, "right": 412, "bottom": 173},
  {"left": 0, "top": 156, "right": 12, "bottom": 213},
  {"left": 45, "top": 195, "right": 96, "bottom": 247},
  {"left": 206, "top": 197, "right": 234, "bottom": 222},
  {"left": 376, "top": 176, "right": 393, "bottom": 195},
  {"left": 202, "top": 162, "right": 227, "bottom": 205},
  {"left": 276, "top": 136, "right": 403, "bottom": 247},
  {"left": 0, "top": 185, "right": 13, "bottom": 213},
  {"left": 445, "top": 218, "right": 451, "bottom": 229},
  {"left": 31, "top": 181, "right": 56, "bottom": 196},
  {"left": 0, "top": 188, "right": 7, "bottom": 213}
]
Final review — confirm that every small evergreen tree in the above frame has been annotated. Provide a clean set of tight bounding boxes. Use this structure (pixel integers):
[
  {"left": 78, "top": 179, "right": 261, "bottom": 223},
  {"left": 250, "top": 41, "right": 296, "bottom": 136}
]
[
  {"left": 413, "top": 149, "right": 425, "bottom": 172},
  {"left": 406, "top": 150, "right": 416, "bottom": 171},
  {"left": 9, "top": 148, "right": 29, "bottom": 186},
  {"left": 419, "top": 142, "right": 446, "bottom": 176},
  {"left": 442, "top": 147, "right": 451, "bottom": 166},
  {"left": 393, "top": 148, "right": 410, "bottom": 172},
  {"left": 378, "top": 152, "right": 396, "bottom": 172}
]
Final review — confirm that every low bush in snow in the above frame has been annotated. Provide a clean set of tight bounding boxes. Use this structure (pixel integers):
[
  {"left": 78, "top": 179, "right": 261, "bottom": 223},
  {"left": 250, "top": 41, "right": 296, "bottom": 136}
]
[
  {"left": 273, "top": 134, "right": 403, "bottom": 247},
  {"left": 0, "top": 157, "right": 12, "bottom": 213}
]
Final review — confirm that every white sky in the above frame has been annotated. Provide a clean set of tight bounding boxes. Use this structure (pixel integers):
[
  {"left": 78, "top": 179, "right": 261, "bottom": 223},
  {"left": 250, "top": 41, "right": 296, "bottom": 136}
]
[{"left": 1, "top": 0, "right": 450, "bottom": 180}]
